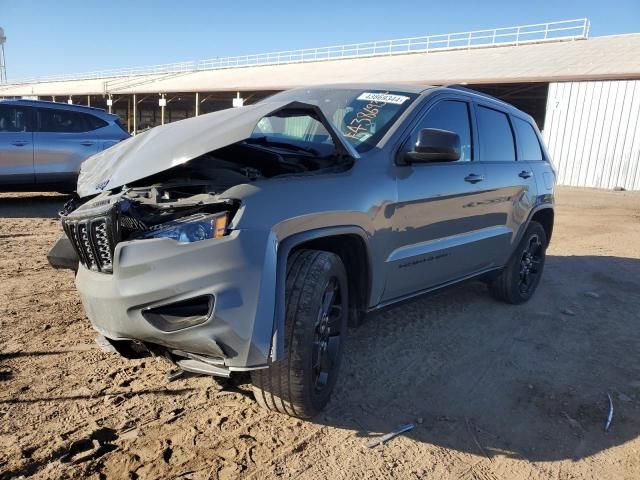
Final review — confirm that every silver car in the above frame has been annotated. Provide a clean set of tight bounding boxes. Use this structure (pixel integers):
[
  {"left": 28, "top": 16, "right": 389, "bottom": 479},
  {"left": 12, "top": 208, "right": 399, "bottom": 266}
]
[
  {"left": 0, "top": 99, "right": 129, "bottom": 191},
  {"left": 50, "top": 84, "right": 555, "bottom": 418}
]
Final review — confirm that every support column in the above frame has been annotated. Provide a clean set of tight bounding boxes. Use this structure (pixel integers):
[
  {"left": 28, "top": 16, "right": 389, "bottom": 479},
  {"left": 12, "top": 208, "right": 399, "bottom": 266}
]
[
  {"left": 52, "top": 96, "right": 56, "bottom": 102},
  {"left": 87, "top": 95, "right": 91, "bottom": 107},
  {"left": 160, "top": 93, "right": 166, "bottom": 125},
  {"left": 195, "top": 92, "right": 199, "bottom": 116},
  {"left": 133, "top": 94, "right": 137, "bottom": 135}
]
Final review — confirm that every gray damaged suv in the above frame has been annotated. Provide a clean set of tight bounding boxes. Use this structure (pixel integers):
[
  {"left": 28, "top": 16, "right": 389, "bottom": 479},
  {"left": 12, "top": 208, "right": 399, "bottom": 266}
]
[
  {"left": 0, "top": 99, "right": 129, "bottom": 191},
  {"left": 50, "top": 85, "right": 555, "bottom": 418}
]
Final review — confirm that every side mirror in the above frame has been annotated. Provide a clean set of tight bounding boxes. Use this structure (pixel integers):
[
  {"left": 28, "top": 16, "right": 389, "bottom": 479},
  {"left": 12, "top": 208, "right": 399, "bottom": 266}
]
[{"left": 404, "top": 128, "right": 461, "bottom": 163}]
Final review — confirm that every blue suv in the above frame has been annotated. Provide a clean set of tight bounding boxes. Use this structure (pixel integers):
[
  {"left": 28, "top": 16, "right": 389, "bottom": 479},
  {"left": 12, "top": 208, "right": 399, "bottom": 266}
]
[{"left": 0, "top": 99, "right": 129, "bottom": 192}]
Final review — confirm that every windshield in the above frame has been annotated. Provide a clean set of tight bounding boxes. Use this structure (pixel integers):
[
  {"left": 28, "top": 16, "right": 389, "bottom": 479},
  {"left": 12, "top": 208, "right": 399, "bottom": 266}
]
[{"left": 258, "top": 88, "right": 419, "bottom": 153}]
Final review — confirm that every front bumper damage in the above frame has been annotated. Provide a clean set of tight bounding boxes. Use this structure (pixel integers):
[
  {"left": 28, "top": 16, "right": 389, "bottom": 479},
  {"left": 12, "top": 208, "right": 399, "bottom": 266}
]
[{"left": 75, "top": 228, "right": 278, "bottom": 375}]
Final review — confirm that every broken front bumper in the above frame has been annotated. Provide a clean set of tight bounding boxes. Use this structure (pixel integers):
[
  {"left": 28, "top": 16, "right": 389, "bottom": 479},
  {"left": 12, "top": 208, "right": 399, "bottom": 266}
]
[{"left": 75, "top": 228, "right": 278, "bottom": 370}]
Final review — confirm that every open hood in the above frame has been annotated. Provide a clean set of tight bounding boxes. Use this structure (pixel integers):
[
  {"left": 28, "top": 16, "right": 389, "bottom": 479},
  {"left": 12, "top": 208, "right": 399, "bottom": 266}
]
[{"left": 77, "top": 101, "right": 359, "bottom": 198}]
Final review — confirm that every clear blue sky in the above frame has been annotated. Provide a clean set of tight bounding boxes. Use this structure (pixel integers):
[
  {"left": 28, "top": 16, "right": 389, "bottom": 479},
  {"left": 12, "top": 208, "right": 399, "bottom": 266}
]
[{"left": 2, "top": 0, "right": 639, "bottom": 79}]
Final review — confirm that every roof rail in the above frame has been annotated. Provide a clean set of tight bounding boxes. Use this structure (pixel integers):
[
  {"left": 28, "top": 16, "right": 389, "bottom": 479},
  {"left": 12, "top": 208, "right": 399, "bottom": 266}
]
[
  {"left": 3, "top": 98, "right": 109, "bottom": 113},
  {"left": 444, "top": 84, "right": 512, "bottom": 105}
]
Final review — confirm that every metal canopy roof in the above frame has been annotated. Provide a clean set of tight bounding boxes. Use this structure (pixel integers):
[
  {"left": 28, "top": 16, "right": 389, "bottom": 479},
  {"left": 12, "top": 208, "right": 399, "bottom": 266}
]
[{"left": 1, "top": 33, "right": 639, "bottom": 97}]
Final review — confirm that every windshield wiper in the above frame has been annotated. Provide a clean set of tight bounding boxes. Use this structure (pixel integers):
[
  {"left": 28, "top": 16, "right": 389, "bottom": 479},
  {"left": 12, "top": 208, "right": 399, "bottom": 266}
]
[{"left": 246, "top": 136, "right": 320, "bottom": 156}]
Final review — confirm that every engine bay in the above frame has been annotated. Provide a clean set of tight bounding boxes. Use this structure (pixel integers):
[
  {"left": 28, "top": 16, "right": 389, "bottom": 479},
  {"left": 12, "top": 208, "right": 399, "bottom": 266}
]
[
  {"left": 120, "top": 141, "right": 351, "bottom": 205},
  {"left": 58, "top": 140, "right": 352, "bottom": 273}
]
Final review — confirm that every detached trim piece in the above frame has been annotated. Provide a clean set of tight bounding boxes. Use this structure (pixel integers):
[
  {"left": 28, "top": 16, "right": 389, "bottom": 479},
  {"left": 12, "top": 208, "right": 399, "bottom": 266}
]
[{"left": 47, "top": 233, "right": 79, "bottom": 271}]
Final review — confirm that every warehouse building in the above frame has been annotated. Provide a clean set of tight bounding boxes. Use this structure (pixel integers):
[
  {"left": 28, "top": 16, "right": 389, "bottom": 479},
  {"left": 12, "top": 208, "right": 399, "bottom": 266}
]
[{"left": 1, "top": 19, "right": 639, "bottom": 190}]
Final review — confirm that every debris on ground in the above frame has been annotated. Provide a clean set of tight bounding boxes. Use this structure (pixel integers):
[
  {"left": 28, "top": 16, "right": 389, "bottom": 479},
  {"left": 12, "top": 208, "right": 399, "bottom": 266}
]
[
  {"left": 365, "top": 424, "right": 415, "bottom": 448},
  {"left": 605, "top": 393, "right": 614, "bottom": 432},
  {"left": 617, "top": 392, "right": 632, "bottom": 402},
  {"left": 561, "top": 308, "right": 577, "bottom": 316},
  {"left": 583, "top": 291, "right": 601, "bottom": 299},
  {"left": 562, "top": 412, "right": 584, "bottom": 432}
]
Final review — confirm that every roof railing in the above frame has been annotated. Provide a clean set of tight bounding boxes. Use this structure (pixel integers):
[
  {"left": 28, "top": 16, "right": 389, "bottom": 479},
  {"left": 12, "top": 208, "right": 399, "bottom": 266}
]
[{"left": 3, "top": 18, "right": 589, "bottom": 86}]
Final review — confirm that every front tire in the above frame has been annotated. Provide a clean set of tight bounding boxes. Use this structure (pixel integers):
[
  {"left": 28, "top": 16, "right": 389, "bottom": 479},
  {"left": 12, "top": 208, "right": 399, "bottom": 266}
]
[
  {"left": 489, "top": 221, "right": 547, "bottom": 304},
  {"left": 251, "top": 249, "right": 348, "bottom": 418}
]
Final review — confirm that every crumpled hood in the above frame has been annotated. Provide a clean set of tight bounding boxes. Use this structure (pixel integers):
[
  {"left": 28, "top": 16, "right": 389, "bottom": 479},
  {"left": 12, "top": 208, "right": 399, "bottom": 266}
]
[{"left": 77, "top": 100, "right": 358, "bottom": 198}]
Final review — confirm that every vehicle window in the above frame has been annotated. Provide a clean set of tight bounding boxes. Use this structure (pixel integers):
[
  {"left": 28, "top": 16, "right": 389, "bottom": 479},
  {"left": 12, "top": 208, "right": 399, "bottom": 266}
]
[
  {"left": 0, "top": 105, "right": 30, "bottom": 132},
  {"left": 261, "top": 89, "right": 418, "bottom": 153},
  {"left": 409, "top": 100, "right": 473, "bottom": 161},
  {"left": 254, "top": 114, "right": 332, "bottom": 145},
  {"left": 513, "top": 117, "right": 543, "bottom": 161},
  {"left": 37, "top": 109, "right": 88, "bottom": 133},
  {"left": 83, "top": 113, "right": 108, "bottom": 131},
  {"left": 477, "top": 106, "right": 516, "bottom": 161}
]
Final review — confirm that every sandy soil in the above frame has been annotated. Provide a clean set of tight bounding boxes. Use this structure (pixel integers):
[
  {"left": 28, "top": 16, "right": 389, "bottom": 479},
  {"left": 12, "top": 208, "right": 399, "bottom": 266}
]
[{"left": 0, "top": 187, "right": 639, "bottom": 480}]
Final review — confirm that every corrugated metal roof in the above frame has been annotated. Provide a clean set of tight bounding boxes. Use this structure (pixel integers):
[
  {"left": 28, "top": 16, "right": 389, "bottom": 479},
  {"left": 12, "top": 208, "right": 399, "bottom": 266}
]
[{"left": 1, "top": 34, "right": 639, "bottom": 96}]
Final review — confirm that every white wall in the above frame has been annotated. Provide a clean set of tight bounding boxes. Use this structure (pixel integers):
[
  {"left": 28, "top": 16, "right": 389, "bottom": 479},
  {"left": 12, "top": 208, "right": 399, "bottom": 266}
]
[{"left": 544, "top": 80, "right": 640, "bottom": 190}]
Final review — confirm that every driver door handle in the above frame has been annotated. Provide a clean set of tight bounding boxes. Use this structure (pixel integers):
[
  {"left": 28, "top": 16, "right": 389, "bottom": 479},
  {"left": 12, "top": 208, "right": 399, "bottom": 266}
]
[
  {"left": 464, "top": 173, "right": 485, "bottom": 184},
  {"left": 519, "top": 170, "right": 533, "bottom": 179},
  {"left": 80, "top": 141, "right": 95, "bottom": 147},
  {"left": 11, "top": 141, "right": 28, "bottom": 147}
]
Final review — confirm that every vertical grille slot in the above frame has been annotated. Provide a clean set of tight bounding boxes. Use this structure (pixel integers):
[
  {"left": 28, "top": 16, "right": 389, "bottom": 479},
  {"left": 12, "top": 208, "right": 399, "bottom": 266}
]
[
  {"left": 92, "top": 219, "right": 113, "bottom": 272},
  {"left": 62, "top": 208, "right": 118, "bottom": 274},
  {"left": 77, "top": 222, "right": 98, "bottom": 270}
]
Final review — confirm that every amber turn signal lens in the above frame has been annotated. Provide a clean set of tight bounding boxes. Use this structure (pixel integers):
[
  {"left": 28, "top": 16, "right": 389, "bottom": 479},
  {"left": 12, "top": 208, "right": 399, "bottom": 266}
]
[{"left": 214, "top": 214, "right": 228, "bottom": 239}]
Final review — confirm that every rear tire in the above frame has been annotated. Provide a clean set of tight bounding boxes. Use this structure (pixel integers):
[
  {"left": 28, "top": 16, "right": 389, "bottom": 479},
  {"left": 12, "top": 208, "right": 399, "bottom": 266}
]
[
  {"left": 489, "top": 221, "right": 547, "bottom": 304},
  {"left": 251, "top": 249, "right": 348, "bottom": 418}
]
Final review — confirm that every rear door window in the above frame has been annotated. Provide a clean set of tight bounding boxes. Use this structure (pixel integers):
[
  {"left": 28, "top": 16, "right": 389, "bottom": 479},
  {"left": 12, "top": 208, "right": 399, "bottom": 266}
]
[
  {"left": 37, "top": 109, "right": 86, "bottom": 133},
  {"left": 476, "top": 106, "right": 516, "bottom": 161},
  {"left": 36, "top": 109, "right": 105, "bottom": 133},
  {"left": 513, "top": 117, "right": 543, "bottom": 161},
  {"left": 0, "top": 105, "right": 31, "bottom": 132}
]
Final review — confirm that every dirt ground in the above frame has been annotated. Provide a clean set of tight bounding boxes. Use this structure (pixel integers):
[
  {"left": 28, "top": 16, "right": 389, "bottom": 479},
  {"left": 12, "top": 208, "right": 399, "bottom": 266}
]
[{"left": 0, "top": 186, "right": 639, "bottom": 480}]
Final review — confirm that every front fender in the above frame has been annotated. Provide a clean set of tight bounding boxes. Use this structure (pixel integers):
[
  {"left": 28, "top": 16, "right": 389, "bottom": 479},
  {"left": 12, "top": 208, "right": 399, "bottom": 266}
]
[{"left": 268, "top": 225, "right": 372, "bottom": 362}]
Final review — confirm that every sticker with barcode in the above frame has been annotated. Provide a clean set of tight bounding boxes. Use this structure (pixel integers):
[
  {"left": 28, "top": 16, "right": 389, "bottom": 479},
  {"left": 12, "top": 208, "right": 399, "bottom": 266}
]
[{"left": 356, "top": 92, "right": 410, "bottom": 105}]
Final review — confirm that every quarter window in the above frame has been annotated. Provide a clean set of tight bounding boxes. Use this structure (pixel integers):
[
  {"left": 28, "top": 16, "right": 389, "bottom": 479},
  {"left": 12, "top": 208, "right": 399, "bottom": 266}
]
[
  {"left": 410, "top": 100, "right": 473, "bottom": 161},
  {"left": 0, "top": 105, "right": 30, "bottom": 132},
  {"left": 84, "top": 114, "right": 108, "bottom": 131},
  {"left": 477, "top": 106, "right": 516, "bottom": 161},
  {"left": 513, "top": 117, "right": 543, "bottom": 161}
]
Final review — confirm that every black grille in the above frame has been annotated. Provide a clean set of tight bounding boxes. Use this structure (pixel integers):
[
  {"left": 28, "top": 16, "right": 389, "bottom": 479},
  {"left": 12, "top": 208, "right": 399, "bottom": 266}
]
[{"left": 63, "top": 210, "right": 118, "bottom": 273}]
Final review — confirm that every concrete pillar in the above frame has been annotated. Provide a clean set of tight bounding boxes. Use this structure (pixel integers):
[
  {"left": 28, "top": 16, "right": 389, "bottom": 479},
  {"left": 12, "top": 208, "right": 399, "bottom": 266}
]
[
  {"left": 195, "top": 92, "right": 199, "bottom": 116},
  {"left": 87, "top": 95, "right": 91, "bottom": 107},
  {"left": 133, "top": 94, "right": 137, "bottom": 135}
]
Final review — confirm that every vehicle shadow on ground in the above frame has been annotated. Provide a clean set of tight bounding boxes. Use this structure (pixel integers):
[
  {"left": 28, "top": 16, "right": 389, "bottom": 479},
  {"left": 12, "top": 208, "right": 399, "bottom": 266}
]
[
  {"left": 0, "top": 193, "right": 70, "bottom": 219},
  {"left": 311, "top": 254, "right": 640, "bottom": 462}
]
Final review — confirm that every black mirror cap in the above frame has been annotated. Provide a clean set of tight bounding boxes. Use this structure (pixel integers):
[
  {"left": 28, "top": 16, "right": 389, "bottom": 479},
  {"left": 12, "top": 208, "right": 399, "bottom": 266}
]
[{"left": 406, "top": 128, "right": 461, "bottom": 163}]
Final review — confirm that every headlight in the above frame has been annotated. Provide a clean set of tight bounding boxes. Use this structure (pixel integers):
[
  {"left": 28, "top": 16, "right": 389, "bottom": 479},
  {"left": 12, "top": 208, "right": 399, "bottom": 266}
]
[{"left": 135, "top": 213, "right": 228, "bottom": 243}]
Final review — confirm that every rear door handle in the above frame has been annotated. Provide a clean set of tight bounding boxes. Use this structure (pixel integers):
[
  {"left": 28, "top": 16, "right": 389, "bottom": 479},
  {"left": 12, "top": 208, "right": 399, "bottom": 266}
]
[
  {"left": 464, "top": 173, "right": 485, "bottom": 184},
  {"left": 11, "top": 141, "right": 28, "bottom": 147},
  {"left": 80, "top": 141, "right": 95, "bottom": 147},
  {"left": 518, "top": 170, "right": 533, "bottom": 179}
]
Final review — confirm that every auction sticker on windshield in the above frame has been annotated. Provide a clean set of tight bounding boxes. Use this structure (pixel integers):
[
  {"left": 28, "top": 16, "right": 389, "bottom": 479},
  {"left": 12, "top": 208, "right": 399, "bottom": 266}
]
[{"left": 356, "top": 92, "right": 410, "bottom": 105}]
